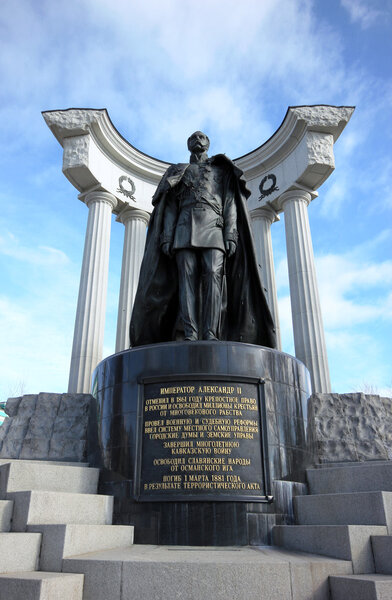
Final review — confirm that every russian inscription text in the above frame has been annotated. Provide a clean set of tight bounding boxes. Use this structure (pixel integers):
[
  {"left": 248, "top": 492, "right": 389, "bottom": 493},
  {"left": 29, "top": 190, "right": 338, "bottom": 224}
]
[{"left": 137, "top": 379, "right": 267, "bottom": 501}]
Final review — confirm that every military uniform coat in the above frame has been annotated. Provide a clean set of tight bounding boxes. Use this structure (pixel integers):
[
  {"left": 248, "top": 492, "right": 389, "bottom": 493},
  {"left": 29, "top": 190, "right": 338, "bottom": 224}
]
[{"left": 130, "top": 154, "right": 276, "bottom": 349}]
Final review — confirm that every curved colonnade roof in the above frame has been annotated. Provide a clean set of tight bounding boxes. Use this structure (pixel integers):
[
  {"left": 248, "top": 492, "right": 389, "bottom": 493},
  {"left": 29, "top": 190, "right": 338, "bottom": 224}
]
[{"left": 42, "top": 105, "right": 354, "bottom": 215}]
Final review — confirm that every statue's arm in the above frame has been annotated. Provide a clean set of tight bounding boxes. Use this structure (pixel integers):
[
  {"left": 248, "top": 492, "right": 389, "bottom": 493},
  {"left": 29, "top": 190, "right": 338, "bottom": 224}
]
[
  {"left": 160, "top": 191, "right": 178, "bottom": 256},
  {"left": 223, "top": 173, "right": 238, "bottom": 257}
]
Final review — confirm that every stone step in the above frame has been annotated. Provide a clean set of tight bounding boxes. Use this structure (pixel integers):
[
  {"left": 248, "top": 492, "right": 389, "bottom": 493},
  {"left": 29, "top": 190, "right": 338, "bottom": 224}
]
[
  {"left": 0, "top": 460, "right": 99, "bottom": 498},
  {"left": 371, "top": 535, "right": 392, "bottom": 574},
  {"left": 0, "top": 459, "right": 89, "bottom": 467},
  {"left": 314, "top": 461, "right": 391, "bottom": 469},
  {"left": 8, "top": 490, "right": 113, "bottom": 531},
  {"left": 307, "top": 463, "right": 392, "bottom": 495},
  {"left": 27, "top": 523, "right": 134, "bottom": 571},
  {"left": 295, "top": 492, "right": 392, "bottom": 532},
  {"left": 329, "top": 574, "right": 392, "bottom": 599},
  {"left": 62, "top": 544, "right": 353, "bottom": 600},
  {"left": 272, "top": 524, "right": 387, "bottom": 573},
  {"left": 0, "top": 532, "right": 41, "bottom": 572},
  {"left": 0, "top": 571, "right": 84, "bottom": 599},
  {"left": 0, "top": 499, "right": 13, "bottom": 531}
]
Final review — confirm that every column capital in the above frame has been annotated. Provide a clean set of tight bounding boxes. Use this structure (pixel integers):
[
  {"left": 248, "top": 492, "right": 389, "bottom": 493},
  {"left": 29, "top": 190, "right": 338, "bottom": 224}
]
[
  {"left": 84, "top": 191, "right": 117, "bottom": 211},
  {"left": 251, "top": 205, "right": 280, "bottom": 226},
  {"left": 279, "top": 189, "right": 312, "bottom": 210},
  {"left": 116, "top": 206, "right": 150, "bottom": 226}
]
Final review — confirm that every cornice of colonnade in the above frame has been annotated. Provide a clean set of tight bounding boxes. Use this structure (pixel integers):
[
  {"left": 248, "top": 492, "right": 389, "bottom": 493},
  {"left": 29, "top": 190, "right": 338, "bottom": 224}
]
[
  {"left": 42, "top": 107, "right": 170, "bottom": 177},
  {"left": 43, "top": 105, "right": 354, "bottom": 216},
  {"left": 42, "top": 107, "right": 170, "bottom": 216},
  {"left": 240, "top": 105, "right": 355, "bottom": 215}
]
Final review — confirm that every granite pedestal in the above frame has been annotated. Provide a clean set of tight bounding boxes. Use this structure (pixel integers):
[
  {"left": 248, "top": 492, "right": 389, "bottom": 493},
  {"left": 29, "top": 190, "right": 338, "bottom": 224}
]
[{"left": 92, "top": 342, "right": 313, "bottom": 545}]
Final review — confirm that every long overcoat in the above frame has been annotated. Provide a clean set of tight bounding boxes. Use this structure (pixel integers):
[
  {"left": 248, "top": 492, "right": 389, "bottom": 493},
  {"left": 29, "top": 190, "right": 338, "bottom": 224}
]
[{"left": 129, "top": 154, "right": 276, "bottom": 348}]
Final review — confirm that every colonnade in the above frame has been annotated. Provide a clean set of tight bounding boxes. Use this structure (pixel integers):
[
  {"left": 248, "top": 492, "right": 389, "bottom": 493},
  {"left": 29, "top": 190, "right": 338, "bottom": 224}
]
[
  {"left": 68, "top": 193, "right": 149, "bottom": 394},
  {"left": 68, "top": 186, "right": 331, "bottom": 396},
  {"left": 251, "top": 191, "right": 330, "bottom": 393},
  {"left": 42, "top": 106, "right": 355, "bottom": 399}
]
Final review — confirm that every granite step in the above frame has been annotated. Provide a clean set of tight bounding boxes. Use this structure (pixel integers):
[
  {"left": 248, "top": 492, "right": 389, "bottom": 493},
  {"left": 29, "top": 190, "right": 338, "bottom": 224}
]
[
  {"left": 0, "top": 499, "right": 13, "bottom": 532},
  {"left": 7, "top": 490, "right": 113, "bottom": 531},
  {"left": 27, "top": 523, "right": 134, "bottom": 571},
  {"left": 0, "top": 459, "right": 89, "bottom": 467},
  {"left": 0, "top": 460, "right": 99, "bottom": 498},
  {"left": 62, "top": 544, "right": 353, "bottom": 600},
  {"left": 307, "top": 463, "right": 392, "bottom": 495},
  {"left": 0, "top": 571, "right": 84, "bottom": 599},
  {"left": 329, "top": 574, "right": 392, "bottom": 599},
  {"left": 0, "top": 532, "right": 41, "bottom": 572},
  {"left": 295, "top": 492, "right": 392, "bottom": 532},
  {"left": 314, "top": 461, "right": 391, "bottom": 469},
  {"left": 371, "top": 535, "right": 392, "bottom": 574},
  {"left": 272, "top": 524, "right": 387, "bottom": 573}
]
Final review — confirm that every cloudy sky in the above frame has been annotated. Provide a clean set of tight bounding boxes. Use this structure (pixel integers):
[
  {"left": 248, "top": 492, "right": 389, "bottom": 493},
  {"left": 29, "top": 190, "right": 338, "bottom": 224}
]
[{"left": 0, "top": 0, "right": 391, "bottom": 400}]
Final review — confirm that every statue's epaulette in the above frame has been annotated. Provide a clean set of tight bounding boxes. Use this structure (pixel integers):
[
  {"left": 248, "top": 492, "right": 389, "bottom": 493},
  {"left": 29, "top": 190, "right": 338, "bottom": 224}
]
[
  {"left": 211, "top": 154, "right": 251, "bottom": 199},
  {"left": 152, "top": 163, "right": 187, "bottom": 206}
]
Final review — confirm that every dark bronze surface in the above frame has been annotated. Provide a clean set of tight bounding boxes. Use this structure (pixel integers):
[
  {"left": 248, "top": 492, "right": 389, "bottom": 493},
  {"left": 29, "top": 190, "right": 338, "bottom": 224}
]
[{"left": 130, "top": 133, "right": 276, "bottom": 347}]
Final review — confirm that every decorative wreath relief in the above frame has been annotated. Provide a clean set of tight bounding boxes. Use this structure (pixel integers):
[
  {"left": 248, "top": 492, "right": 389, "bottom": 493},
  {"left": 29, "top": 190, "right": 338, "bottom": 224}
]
[
  {"left": 117, "top": 176, "right": 136, "bottom": 201},
  {"left": 258, "top": 174, "right": 279, "bottom": 200}
]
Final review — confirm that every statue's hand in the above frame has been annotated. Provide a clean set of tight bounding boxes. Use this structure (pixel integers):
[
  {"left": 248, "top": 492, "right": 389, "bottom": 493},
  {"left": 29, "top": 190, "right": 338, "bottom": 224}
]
[
  {"left": 162, "top": 242, "right": 173, "bottom": 257},
  {"left": 225, "top": 241, "right": 236, "bottom": 258}
]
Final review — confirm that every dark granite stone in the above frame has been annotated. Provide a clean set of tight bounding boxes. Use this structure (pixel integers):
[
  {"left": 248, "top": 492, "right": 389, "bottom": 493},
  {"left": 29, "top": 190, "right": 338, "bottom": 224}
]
[
  {"left": 0, "top": 392, "right": 100, "bottom": 465},
  {"left": 92, "top": 341, "right": 313, "bottom": 545}
]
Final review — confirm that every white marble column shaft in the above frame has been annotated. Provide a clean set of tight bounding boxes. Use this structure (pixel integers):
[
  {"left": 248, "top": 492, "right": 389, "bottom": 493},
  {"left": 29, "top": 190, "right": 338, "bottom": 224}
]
[
  {"left": 281, "top": 189, "right": 331, "bottom": 393},
  {"left": 251, "top": 207, "right": 282, "bottom": 350},
  {"left": 115, "top": 208, "right": 150, "bottom": 352},
  {"left": 68, "top": 191, "right": 117, "bottom": 393}
]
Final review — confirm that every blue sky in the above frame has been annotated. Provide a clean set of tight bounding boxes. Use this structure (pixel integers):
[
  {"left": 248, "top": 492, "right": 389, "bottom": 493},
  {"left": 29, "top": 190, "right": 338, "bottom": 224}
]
[{"left": 0, "top": 0, "right": 391, "bottom": 399}]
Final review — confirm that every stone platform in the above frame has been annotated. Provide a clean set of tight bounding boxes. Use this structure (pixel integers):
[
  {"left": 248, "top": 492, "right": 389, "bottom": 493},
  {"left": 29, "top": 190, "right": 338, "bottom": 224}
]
[{"left": 62, "top": 544, "right": 352, "bottom": 600}]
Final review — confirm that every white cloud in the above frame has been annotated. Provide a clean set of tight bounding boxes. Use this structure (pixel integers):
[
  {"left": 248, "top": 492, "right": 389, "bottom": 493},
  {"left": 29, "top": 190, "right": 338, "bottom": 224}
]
[
  {"left": 274, "top": 231, "right": 392, "bottom": 391},
  {"left": 317, "top": 240, "right": 392, "bottom": 328},
  {"left": 325, "top": 328, "right": 391, "bottom": 393},
  {"left": 0, "top": 232, "right": 69, "bottom": 266},
  {"left": 0, "top": 0, "right": 377, "bottom": 159},
  {"left": 276, "top": 242, "right": 392, "bottom": 346},
  {"left": 364, "top": 156, "right": 392, "bottom": 213},
  {"left": 320, "top": 176, "right": 349, "bottom": 219},
  {"left": 341, "top": 0, "right": 386, "bottom": 28},
  {"left": 0, "top": 296, "right": 72, "bottom": 400}
]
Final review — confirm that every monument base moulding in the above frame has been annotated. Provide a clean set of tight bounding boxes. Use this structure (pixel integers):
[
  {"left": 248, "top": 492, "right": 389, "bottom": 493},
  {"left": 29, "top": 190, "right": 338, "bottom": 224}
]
[{"left": 92, "top": 341, "right": 313, "bottom": 545}]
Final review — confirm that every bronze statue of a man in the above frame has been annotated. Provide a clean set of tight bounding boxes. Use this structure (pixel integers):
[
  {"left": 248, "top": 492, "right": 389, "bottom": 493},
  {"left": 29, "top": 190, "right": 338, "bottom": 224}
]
[
  {"left": 130, "top": 132, "right": 276, "bottom": 348},
  {"left": 161, "top": 131, "right": 238, "bottom": 340}
]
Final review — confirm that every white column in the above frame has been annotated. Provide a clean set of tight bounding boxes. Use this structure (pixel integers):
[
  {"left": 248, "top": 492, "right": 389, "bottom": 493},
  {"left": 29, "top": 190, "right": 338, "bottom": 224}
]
[
  {"left": 251, "top": 206, "right": 282, "bottom": 350},
  {"left": 280, "top": 189, "right": 331, "bottom": 393},
  {"left": 115, "top": 207, "right": 150, "bottom": 352},
  {"left": 68, "top": 191, "right": 117, "bottom": 393}
]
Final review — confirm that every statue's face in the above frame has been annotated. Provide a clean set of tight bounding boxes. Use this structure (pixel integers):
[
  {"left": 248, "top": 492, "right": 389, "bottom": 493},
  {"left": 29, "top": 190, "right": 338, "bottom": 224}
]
[{"left": 187, "top": 131, "right": 210, "bottom": 153}]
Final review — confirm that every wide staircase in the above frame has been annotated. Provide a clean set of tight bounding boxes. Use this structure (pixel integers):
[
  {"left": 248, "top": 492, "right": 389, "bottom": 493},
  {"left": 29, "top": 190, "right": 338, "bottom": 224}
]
[
  {"left": 273, "top": 460, "right": 392, "bottom": 599},
  {"left": 0, "top": 459, "right": 134, "bottom": 599},
  {"left": 0, "top": 458, "right": 392, "bottom": 598}
]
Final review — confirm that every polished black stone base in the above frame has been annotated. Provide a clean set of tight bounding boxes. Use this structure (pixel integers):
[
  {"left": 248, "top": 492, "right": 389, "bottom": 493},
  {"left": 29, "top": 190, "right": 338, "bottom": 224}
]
[{"left": 92, "top": 341, "right": 313, "bottom": 545}]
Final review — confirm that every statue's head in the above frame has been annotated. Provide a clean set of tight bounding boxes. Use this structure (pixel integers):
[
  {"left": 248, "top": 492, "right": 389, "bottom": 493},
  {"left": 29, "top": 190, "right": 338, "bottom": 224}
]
[{"left": 187, "top": 131, "right": 210, "bottom": 154}]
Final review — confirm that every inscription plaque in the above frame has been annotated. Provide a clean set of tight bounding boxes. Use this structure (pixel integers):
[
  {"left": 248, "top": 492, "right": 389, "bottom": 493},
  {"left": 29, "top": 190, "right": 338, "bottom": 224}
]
[{"left": 136, "top": 377, "right": 270, "bottom": 502}]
